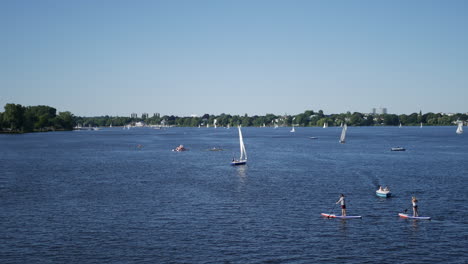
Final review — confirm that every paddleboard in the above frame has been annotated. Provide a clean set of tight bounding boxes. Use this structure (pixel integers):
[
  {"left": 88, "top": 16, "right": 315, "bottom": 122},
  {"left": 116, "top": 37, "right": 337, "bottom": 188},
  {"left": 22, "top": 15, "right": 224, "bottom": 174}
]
[
  {"left": 321, "top": 213, "right": 362, "bottom": 219},
  {"left": 398, "top": 213, "right": 431, "bottom": 220}
]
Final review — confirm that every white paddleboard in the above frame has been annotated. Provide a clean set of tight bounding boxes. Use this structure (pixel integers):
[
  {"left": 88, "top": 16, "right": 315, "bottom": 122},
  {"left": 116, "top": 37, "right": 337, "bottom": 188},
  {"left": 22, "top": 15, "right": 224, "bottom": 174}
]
[
  {"left": 321, "top": 213, "right": 362, "bottom": 219},
  {"left": 398, "top": 213, "right": 431, "bottom": 220}
]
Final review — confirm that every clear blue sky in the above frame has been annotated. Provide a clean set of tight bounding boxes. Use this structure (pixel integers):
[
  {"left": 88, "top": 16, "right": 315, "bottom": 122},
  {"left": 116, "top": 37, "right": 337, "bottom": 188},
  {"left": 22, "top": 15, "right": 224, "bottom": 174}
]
[{"left": 1, "top": 0, "right": 467, "bottom": 117}]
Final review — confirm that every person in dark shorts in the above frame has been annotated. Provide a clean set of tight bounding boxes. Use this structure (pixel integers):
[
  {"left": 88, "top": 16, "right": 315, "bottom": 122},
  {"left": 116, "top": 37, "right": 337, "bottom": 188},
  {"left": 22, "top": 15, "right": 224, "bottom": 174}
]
[{"left": 336, "top": 194, "right": 346, "bottom": 216}]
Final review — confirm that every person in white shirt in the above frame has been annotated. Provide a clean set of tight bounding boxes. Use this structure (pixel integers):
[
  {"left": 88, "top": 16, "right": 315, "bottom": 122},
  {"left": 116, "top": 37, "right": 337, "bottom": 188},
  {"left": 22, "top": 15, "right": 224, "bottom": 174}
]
[{"left": 336, "top": 194, "right": 346, "bottom": 216}]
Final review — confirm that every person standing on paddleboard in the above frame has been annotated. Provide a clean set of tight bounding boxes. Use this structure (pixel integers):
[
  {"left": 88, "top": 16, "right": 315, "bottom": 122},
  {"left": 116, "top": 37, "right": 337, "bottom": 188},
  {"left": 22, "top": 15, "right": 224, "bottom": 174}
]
[
  {"left": 412, "top": 196, "right": 419, "bottom": 217},
  {"left": 336, "top": 194, "right": 346, "bottom": 216}
]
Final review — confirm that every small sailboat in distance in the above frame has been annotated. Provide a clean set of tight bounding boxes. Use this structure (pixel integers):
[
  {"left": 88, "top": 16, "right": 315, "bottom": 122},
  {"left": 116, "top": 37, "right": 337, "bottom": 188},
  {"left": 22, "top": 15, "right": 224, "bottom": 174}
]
[
  {"left": 339, "top": 124, "right": 347, "bottom": 143},
  {"left": 323, "top": 122, "right": 328, "bottom": 128},
  {"left": 420, "top": 122, "right": 423, "bottom": 128},
  {"left": 290, "top": 125, "right": 295, "bottom": 133},
  {"left": 231, "top": 126, "right": 247, "bottom": 166},
  {"left": 456, "top": 121, "right": 463, "bottom": 134}
]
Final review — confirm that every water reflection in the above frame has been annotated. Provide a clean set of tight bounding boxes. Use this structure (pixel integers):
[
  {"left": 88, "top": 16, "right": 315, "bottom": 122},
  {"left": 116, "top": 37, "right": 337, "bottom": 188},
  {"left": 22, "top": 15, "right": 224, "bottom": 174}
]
[
  {"left": 411, "top": 219, "right": 419, "bottom": 232},
  {"left": 236, "top": 165, "right": 247, "bottom": 182},
  {"left": 339, "top": 219, "right": 348, "bottom": 235}
]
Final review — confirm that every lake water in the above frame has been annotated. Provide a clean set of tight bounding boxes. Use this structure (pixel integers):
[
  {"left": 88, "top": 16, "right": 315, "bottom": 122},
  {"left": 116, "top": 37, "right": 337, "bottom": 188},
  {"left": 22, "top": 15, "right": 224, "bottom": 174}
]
[{"left": 1, "top": 126, "right": 467, "bottom": 263}]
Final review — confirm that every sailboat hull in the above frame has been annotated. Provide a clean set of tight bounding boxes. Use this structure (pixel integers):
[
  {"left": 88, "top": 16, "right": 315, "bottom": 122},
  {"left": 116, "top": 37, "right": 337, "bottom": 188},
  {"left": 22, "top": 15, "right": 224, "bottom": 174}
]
[{"left": 231, "top": 160, "right": 246, "bottom": 166}]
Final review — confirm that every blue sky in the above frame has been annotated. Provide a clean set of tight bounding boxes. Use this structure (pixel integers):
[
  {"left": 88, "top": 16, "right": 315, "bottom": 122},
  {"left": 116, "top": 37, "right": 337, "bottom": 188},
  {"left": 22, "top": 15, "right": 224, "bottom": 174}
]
[{"left": 1, "top": 0, "right": 467, "bottom": 116}]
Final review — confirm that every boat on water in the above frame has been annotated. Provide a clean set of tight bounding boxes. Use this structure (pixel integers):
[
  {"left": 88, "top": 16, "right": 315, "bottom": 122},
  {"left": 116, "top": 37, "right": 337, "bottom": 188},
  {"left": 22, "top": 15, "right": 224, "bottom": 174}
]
[
  {"left": 398, "top": 213, "right": 431, "bottom": 220},
  {"left": 399, "top": 123, "right": 402, "bottom": 128},
  {"left": 309, "top": 137, "right": 318, "bottom": 139},
  {"left": 290, "top": 125, "right": 295, "bottom": 133},
  {"left": 321, "top": 213, "right": 362, "bottom": 219},
  {"left": 456, "top": 122, "right": 463, "bottom": 134},
  {"left": 172, "top": 145, "right": 187, "bottom": 152},
  {"left": 323, "top": 122, "right": 328, "bottom": 128},
  {"left": 231, "top": 126, "right": 247, "bottom": 166},
  {"left": 391, "top": 147, "right": 406, "bottom": 151},
  {"left": 376, "top": 186, "right": 391, "bottom": 197},
  {"left": 339, "top": 124, "right": 347, "bottom": 143},
  {"left": 209, "top": 147, "right": 223, "bottom": 151}
]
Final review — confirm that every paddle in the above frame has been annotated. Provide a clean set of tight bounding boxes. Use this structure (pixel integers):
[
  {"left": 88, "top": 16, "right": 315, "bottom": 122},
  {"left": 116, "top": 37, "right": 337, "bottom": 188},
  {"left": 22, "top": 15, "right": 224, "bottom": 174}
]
[{"left": 327, "top": 203, "right": 337, "bottom": 218}]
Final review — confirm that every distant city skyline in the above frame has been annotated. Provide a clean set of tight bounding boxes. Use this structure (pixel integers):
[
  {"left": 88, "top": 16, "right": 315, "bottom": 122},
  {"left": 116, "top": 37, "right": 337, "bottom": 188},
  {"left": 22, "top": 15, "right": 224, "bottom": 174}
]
[{"left": 1, "top": 1, "right": 467, "bottom": 117}]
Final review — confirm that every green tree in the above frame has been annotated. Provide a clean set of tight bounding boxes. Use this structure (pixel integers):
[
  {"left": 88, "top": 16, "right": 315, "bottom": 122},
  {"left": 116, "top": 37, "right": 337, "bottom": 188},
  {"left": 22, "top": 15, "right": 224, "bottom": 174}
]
[{"left": 3, "top": 103, "right": 24, "bottom": 131}]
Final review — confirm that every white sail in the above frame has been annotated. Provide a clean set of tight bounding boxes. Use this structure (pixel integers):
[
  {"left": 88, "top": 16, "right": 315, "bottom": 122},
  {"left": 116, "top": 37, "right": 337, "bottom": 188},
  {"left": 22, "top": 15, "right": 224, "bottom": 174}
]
[
  {"left": 339, "top": 124, "right": 347, "bottom": 143},
  {"left": 274, "top": 123, "right": 278, "bottom": 129},
  {"left": 456, "top": 122, "right": 463, "bottom": 134},
  {"left": 238, "top": 126, "right": 247, "bottom": 161},
  {"left": 399, "top": 123, "right": 402, "bottom": 128},
  {"left": 214, "top": 119, "right": 217, "bottom": 129},
  {"left": 420, "top": 122, "right": 423, "bottom": 128},
  {"left": 227, "top": 124, "right": 230, "bottom": 129},
  {"left": 290, "top": 125, "right": 295, "bottom": 132},
  {"left": 323, "top": 122, "right": 328, "bottom": 128}
]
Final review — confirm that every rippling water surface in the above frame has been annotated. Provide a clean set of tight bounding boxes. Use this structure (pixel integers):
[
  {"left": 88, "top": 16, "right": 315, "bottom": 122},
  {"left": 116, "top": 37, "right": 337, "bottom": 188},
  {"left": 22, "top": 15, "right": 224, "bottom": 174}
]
[{"left": 1, "top": 126, "right": 467, "bottom": 263}]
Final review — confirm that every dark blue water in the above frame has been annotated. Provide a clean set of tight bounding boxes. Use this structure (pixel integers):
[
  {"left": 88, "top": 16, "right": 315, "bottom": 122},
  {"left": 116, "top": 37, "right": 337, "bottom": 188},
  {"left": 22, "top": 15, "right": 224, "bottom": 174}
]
[{"left": 1, "top": 126, "right": 467, "bottom": 263}]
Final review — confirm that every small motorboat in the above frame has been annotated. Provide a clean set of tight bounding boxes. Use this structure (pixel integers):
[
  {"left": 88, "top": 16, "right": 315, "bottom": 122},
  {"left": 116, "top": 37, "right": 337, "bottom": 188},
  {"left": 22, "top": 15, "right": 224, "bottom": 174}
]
[
  {"left": 376, "top": 187, "right": 391, "bottom": 198},
  {"left": 391, "top": 147, "right": 406, "bottom": 151},
  {"left": 209, "top": 147, "right": 223, "bottom": 151},
  {"left": 172, "top": 145, "right": 188, "bottom": 152}
]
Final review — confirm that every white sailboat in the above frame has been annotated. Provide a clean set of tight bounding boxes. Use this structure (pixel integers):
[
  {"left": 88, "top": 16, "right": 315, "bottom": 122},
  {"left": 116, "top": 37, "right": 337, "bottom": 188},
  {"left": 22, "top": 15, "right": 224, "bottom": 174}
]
[
  {"left": 214, "top": 119, "right": 217, "bottom": 129},
  {"left": 456, "top": 122, "right": 463, "bottom": 134},
  {"left": 231, "top": 126, "right": 247, "bottom": 165},
  {"left": 227, "top": 124, "right": 230, "bottom": 129},
  {"left": 339, "top": 124, "right": 347, "bottom": 143},
  {"left": 420, "top": 122, "right": 423, "bottom": 128},
  {"left": 399, "top": 123, "right": 402, "bottom": 128},
  {"left": 323, "top": 122, "right": 328, "bottom": 128},
  {"left": 274, "top": 123, "right": 279, "bottom": 129},
  {"left": 290, "top": 125, "right": 295, "bottom": 132}
]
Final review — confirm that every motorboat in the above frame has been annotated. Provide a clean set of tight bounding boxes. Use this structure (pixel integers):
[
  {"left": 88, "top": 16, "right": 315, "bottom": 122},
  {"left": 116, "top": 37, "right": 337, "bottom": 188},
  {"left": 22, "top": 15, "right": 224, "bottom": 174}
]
[
  {"left": 172, "top": 145, "right": 187, "bottom": 152},
  {"left": 391, "top": 147, "right": 405, "bottom": 151},
  {"left": 376, "top": 187, "right": 391, "bottom": 197}
]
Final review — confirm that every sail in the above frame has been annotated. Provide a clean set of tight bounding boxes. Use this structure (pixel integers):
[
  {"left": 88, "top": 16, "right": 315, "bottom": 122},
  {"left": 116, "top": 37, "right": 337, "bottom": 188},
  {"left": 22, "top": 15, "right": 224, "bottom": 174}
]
[
  {"left": 238, "top": 126, "right": 247, "bottom": 160},
  {"left": 290, "top": 125, "right": 295, "bottom": 132},
  {"left": 420, "top": 122, "right": 423, "bottom": 128},
  {"left": 456, "top": 122, "right": 463, "bottom": 134},
  {"left": 339, "top": 124, "right": 347, "bottom": 143},
  {"left": 399, "top": 123, "right": 402, "bottom": 128},
  {"left": 323, "top": 122, "right": 328, "bottom": 128}
]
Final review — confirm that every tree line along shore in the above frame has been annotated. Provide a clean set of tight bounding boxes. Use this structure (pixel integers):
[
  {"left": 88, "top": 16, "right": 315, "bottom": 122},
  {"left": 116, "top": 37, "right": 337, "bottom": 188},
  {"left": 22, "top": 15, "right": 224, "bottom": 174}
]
[{"left": 0, "top": 103, "right": 466, "bottom": 133}]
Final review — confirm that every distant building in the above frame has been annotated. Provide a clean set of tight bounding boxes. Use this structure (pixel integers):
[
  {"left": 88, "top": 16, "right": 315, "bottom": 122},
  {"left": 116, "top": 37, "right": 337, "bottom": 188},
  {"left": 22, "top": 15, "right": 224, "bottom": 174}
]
[
  {"left": 141, "top": 113, "right": 149, "bottom": 119},
  {"left": 372, "top": 107, "right": 387, "bottom": 114},
  {"left": 131, "top": 113, "right": 138, "bottom": 118},
  {"left": 135, "top": 121, "right": 145, "bottom": 127}
]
